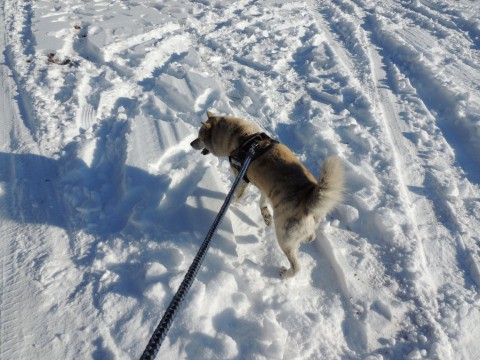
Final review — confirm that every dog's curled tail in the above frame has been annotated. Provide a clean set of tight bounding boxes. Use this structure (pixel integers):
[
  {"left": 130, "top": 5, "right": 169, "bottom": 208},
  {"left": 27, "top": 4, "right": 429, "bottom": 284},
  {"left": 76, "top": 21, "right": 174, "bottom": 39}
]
[{"left": 308, "top": 156, "right": 345, "bottom": 219}]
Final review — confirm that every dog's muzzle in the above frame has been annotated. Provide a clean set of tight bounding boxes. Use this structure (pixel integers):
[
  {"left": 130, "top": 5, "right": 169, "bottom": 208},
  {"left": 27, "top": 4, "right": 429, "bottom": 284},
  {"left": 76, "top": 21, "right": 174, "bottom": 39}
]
[{"left": 190, "top": 138, "right": 210, "bottom": 155}]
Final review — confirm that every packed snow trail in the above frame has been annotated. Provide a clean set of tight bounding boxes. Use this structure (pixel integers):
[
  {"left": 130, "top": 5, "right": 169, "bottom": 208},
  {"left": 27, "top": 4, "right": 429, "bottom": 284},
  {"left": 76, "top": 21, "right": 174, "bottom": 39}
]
[{"left": 1, "top": 0, "right": 480, "bottom": 359}]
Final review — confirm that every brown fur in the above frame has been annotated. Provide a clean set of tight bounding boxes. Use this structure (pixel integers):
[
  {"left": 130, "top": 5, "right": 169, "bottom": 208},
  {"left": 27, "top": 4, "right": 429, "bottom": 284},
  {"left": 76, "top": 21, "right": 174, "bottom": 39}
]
[{"left": 191, "top": 112, "right": 344, "bottom": 278}]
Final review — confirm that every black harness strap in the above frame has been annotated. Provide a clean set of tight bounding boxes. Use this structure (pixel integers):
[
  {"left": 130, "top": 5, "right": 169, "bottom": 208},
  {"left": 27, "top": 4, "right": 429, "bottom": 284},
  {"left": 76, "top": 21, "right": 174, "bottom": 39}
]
[{"left": 228, "top": 132, "right": 279, "bottom": 183}]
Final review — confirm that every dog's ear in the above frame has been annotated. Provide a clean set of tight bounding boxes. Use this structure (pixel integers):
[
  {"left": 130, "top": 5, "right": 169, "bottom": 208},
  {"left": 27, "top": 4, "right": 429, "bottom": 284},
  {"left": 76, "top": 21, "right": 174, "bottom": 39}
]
[{"left": 206, "top": 110, "right": 214, "bottom": 119}]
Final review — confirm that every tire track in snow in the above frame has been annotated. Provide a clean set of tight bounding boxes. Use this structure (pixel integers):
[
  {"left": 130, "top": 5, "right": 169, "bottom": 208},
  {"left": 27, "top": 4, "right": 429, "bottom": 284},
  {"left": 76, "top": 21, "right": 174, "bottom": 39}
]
[
  {"left": 0, "top": 222, "right": 24, "bottom": 359},
  {"left": 398, "top": 0, "right": 480, "bottom": 49},
  {"left": 354, "top": 0, "right": 480, "bottom": 286},
  {"left": 327, "top": 0, "right": 480, "bottom": 356},
  {"left": 360, "top": 4, "right": 480, "bottom": 289},
  {"left": 308, "top": 7, "right": 416, "bottom": 353},
  {"left": 367, "top": 13, "right": 480, "bottom": 183},
  {"left": 3, "top": 0, "right": 40, "bottom": 143},
  {"left": 1, "top": 4, "right": 38, "bottom": 356},
  {"left": 363, "top": 30, "right": 455, "bottom": 358},
  {"left": 311, "top": 0, "right": 468, "bottom": 356}
]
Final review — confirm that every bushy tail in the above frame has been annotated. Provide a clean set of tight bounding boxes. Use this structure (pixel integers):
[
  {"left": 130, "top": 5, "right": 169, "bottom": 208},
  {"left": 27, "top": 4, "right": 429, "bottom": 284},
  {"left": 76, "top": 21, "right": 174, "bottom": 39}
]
[{"left": 308, "top": 156, "right": 344, "bottom": 218}]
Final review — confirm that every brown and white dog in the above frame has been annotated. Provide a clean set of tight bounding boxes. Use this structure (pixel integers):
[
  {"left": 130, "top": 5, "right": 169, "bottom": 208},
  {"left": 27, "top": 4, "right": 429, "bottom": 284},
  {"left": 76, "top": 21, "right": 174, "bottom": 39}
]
[{"left": 191, "top": 111, "right": 344, "bottom": 278}]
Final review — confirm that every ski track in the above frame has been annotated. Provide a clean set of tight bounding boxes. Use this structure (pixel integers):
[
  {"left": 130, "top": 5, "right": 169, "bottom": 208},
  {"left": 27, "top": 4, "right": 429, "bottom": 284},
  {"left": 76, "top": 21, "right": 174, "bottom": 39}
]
[{"left": 1, "top": 0, "right": 480, "bottom": 359}]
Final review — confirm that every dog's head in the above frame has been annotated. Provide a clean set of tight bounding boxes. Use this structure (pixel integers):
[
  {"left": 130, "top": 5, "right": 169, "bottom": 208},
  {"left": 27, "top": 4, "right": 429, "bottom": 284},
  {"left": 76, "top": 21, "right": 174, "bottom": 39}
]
[
  {"left": 191, "top": 111, "right": 260, "bottom": 157},
  {"left": 190, "top": 111, "right": 215, "bottom": 155}
]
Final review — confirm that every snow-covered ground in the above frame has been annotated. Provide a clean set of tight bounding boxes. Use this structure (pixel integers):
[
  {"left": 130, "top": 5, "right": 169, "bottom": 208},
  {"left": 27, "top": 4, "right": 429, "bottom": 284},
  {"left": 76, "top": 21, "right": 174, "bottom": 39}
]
[{"left": 1, "top": 0, "right": 480, "bottom": 359}]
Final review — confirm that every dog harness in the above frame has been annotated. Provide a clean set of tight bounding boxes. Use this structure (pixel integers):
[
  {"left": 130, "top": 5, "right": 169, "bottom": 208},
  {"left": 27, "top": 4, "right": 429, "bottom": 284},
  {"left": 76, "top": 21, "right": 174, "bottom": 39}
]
[{"left": 228, "top": 132, "right": 279, "bottom": 183}]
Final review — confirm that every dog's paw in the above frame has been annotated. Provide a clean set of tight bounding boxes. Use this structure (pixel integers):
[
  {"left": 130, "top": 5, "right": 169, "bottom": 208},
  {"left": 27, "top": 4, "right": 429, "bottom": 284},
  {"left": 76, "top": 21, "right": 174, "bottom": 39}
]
[
  {"left": 233, "top": 196, "right": 244, "bottom": 206},
  {"left": 261, "top": 207, "right": 272, "bottom": 226},
  {"left": 234, "top": 182, "right": 248, "bottom": 201},
  {"left": 279, "top": 266, "right": 295, "bottom": 279},
  {"left": 263, "top": 214, "right": 272, "bottom": 226},
  {"left": 234, "top": 193, "right": 245, "bottom": 203},
  {"left": 305, "top": 233, "right": 316, "bottom": 243}
]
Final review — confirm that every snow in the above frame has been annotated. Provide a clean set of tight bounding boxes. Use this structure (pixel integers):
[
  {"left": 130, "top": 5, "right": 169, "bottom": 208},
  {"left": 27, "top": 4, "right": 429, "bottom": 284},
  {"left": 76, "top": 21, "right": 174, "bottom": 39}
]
[{"left": 1, "top": 0, "right": 480, "bottom": 359}]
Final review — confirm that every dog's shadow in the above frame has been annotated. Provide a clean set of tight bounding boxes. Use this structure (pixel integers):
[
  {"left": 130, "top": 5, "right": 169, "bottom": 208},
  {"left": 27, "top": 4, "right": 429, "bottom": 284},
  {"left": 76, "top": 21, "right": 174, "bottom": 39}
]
[{"left": 0, "top": 139, "right": 251, "bottom": 270}]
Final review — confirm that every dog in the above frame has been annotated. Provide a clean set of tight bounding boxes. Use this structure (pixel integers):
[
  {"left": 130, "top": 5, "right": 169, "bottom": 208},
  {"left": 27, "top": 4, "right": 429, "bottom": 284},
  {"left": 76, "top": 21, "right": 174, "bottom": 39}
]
[{"left": 190, "top": 111, "right": 344, "bottom": 278}]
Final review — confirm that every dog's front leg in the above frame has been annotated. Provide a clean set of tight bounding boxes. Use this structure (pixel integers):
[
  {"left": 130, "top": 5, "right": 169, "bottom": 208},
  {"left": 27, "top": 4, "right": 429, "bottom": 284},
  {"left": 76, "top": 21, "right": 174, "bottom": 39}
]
[
  {"left": 260, "top": 193, "right": 272, "bottom": 226},
  {"left": 235, "top": 180, "right": 249, "bottom": 201},
  {"left": 230, "top": 164, "right": 249, "bottom": 201}
]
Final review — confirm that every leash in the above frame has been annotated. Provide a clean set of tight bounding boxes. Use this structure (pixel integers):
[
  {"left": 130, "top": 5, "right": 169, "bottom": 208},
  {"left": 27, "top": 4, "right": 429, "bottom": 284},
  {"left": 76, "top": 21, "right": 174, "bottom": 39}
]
[{"left": 140, "top": 143, "right": 258, "bottom": 360}]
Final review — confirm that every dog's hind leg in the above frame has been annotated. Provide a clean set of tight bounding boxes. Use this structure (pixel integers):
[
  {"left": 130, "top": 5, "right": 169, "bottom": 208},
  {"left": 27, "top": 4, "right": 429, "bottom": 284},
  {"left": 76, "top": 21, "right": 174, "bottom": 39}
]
[
  {"left": 276, "top": 224, "right": 301, "bottom": 278},
  {"left": 260, "top": 193, "right": 272, "bottom": 226},
  {"left": 278, "top": 241, "right": 301, "bottom": 278}
]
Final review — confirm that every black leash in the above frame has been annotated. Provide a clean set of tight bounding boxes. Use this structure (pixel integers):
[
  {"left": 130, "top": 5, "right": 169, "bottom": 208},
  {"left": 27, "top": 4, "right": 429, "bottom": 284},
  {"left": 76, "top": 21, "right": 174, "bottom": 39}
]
[{"left": 140, "top": 144, "right": 258, "bottom": 360}]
